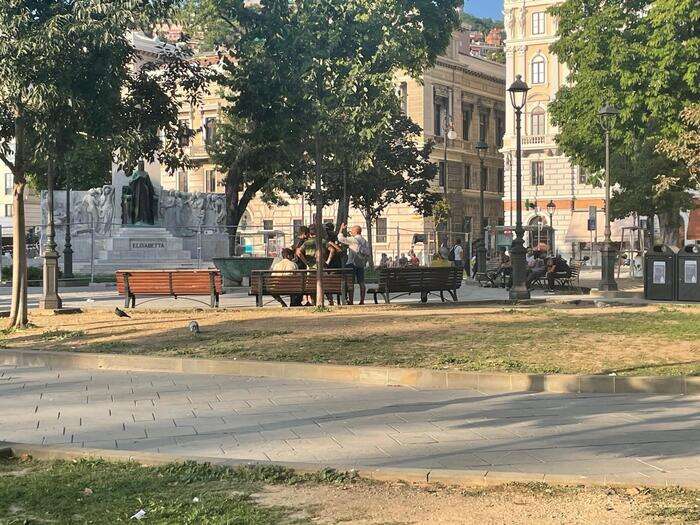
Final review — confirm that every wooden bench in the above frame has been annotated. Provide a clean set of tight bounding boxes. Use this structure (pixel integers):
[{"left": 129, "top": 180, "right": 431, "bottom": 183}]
[
  {"left": 369, "top": 267, "right": 462, "bottom": 304},
  {"left": 250, "top": 269, "right": 354, "bottom": 307},
  {"left": 116, "top": 269, "right": 223, "bottom": 308},
  {"left": 530, "top": 261, "right": 584, "bottom": 293}
]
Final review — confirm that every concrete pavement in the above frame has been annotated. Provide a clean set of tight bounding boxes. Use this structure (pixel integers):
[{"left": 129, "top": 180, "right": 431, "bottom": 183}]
[{"left": 2, "top": 363, "right": 700, "bottom": 486}]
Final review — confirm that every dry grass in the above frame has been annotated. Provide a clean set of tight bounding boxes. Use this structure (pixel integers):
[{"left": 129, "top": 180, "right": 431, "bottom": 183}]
[{"left": 2, "top": 303, "right": 699, "bottom": 376}]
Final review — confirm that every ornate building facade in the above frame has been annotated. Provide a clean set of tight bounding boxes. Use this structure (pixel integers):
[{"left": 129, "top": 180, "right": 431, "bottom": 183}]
[
  {"left": 502, "top": 0, "right": 612, "bottom": 261},
  {"left": 154, "top": 29, "right": 506, "bottom": 260}
]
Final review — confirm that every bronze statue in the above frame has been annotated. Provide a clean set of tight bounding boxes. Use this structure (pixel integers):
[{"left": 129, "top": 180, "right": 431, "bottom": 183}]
[{"left": 128, "top": 160, "right": 156, "bottom": 225}]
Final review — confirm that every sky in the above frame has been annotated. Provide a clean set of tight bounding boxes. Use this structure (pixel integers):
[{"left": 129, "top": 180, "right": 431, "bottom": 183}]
[{"left": 464, "top": 0, "right": 504, "bottom": 20}]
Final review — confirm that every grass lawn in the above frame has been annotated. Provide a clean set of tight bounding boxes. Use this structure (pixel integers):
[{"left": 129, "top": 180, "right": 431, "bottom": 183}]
[
  {"left": 1, "top": 456, "right": 700, "bottom": 524},
  {"left": 2, "top": 303, "right": 699, "bottom": 376}
]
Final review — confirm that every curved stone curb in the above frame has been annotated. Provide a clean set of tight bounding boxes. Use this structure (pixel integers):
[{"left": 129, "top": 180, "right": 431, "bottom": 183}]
[
  {"left": 1, "top": 441, "right": 696, "bottom": 490},
  {"left": 0, "top": 348, "right": 697, "bottom": 395}
]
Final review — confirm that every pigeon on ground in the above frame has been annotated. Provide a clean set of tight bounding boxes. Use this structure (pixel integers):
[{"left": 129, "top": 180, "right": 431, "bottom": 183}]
[
  {"left": 114, "top": 307, "right": 131, "bottom": 318},
  {"left": 188, "top": 320, "right": 200, "bottom": 334}
]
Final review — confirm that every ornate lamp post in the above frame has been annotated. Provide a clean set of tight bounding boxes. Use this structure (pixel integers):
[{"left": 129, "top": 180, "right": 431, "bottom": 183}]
[
  {"left": 546, "top": 199, "right": 556, "bottom": 254},
  {"left": 475, "top": 140, "right": 488, "bottom": 276},
  {"left": 63, "top": 185, "right": 74, "bottom": 279},
  {"left": 598, "top": 103, "right": 620, "bottom": 291},
  {"left": 507, "top": 75, "right": 530, "bottom": 300},
  {"left": 40, "top": 158, "right": 62, "bottom": 310},
  {"left": 442, "top": 114, "right": 457, "bottom": 244}
]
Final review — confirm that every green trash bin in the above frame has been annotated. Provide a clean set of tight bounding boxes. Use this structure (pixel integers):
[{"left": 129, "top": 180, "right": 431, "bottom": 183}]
[
  {"left": 644, "top": 245, "right": 676, "bottom": 301},
  {"left": 677, "top": 244, "right": 700, "bottom": 302}
]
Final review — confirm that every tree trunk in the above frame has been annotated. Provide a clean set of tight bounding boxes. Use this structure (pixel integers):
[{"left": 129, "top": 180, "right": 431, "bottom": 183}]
[
  {"left": 335, "top": 169, "right": 349, "bottom": 228},
  {"left": 657, "top": 210, "right": 683, "bottom": 248},
  {"left": 224, "top": 168, "right": 243, "bottom": 256},
  {"left": 364, "top": 212, "right": 375, "bottom": 268},
  {"left": 314, "top": 135, "right": 324, "bottom": 306},
  {"left": 9, "top": 180, "right": 28, "bottom": 328}
]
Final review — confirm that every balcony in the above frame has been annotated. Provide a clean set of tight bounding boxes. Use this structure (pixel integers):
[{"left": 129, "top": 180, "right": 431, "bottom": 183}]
[{"left": 522, "top": 135, "right": 546, "bottom": 145}]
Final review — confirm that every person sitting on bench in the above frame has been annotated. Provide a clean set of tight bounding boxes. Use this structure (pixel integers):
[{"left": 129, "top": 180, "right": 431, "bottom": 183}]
[
  {"left": 546, "top": 254, "right": 572, "bottom": 293},
  {"left": 270, "top": 248, "right": 302, "bottom": 307},
  {"left": 526, "top": 252, "right": 547, "bottom": 289}
]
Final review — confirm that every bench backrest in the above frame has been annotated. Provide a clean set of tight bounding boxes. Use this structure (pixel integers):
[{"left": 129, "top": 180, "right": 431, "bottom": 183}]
[
  {"left": 379, "top": 267, "right": 462, "bottom": 293},
  {"left": 116, "top": 270, "right": 222, "bottom": 295},
  {"left": 250, "top": 270, "right": 354, "bottom": 295}
]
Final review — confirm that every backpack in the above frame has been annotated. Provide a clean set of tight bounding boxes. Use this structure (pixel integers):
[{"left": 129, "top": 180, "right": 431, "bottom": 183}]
[
  {"left": 448, "top": 246, "right": 456, "bottom": 262},
  {"left": 353, "top": 239, "right": 371, "bottom": 268}
]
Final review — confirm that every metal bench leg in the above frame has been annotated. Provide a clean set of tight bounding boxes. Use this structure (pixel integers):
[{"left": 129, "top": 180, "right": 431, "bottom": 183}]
[
  {"left": 449, "top": 290, "right": 458, "bottom": 302},
  {"left": 384, "top": 292, "right": 390, "bottom": 304},
  {"left": 440, "top": 291, "right": 445, "bottom": 302},
  {"left": 420, "top": 292, "right": 428, "bottom": 303}
]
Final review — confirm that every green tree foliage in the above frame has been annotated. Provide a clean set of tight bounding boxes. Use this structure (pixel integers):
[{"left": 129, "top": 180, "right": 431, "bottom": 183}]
[
  {"left": 460, "top": 12, "right": 502, "bottom": 33},
  {"left": 0, "top": 0, "right": 208, "bottom": 327},
  {"left": 548, "top": 0, "right": 699, "bottom": 246}
]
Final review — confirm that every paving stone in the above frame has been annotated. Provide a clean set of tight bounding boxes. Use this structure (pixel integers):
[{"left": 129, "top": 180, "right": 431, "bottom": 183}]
[{"left": 3, "top": 364, "right": 700, "bottom": 487}]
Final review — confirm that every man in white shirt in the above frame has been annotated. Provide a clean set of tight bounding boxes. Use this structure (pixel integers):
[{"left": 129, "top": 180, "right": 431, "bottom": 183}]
[
  {"left": 452, "top": 238, "right": 465, "bottom": 275},
  {"left": 337, "top": 223, "right": 370, "bottom": 305}
]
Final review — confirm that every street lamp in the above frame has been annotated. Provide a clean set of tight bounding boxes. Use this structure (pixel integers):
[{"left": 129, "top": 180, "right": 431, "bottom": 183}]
[
  {"left": 442, "top": 114, "right": 457, "bottom": 244},
  {"left": 507, "top": 74, "right": 530, "bottom": 300},
  {"left": 546, "top": 199, "right": 556, "bottom": 254},
  {"left": 40, "top": 157, "right": 62, "bottom": 310},
  {"left": 598, "top": 102, "right": 620, "bottom": 291},
  {"left": 475, "top": 140, "right": 488, "bottom": 276}
]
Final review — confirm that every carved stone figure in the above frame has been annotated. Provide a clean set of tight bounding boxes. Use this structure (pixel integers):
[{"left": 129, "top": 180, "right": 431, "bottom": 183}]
[
  {"left": 97, "top": 186, "right": 115, "bottom": 234},
  {"left": 128, "top": 160, "right": 156, "bottom": 225},
  {"left": 518, "top": 7, "right": 526, "bottom": 36},
  {"left": 504, "top": 8, "right": 514, "bottom": 37}
]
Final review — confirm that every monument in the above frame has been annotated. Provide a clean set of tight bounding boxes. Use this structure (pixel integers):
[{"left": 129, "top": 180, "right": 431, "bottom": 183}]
[
  {"left": 41, "top": 162, "right": 230, "bottom": 274},
  {"left": 123, "top": 160, "right": 157, "bottom": 226}
]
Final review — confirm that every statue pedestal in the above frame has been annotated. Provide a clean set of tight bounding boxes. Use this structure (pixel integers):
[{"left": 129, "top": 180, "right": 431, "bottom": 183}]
[{"left": 91, "top": 226, "right": 201, "bottom": 273}]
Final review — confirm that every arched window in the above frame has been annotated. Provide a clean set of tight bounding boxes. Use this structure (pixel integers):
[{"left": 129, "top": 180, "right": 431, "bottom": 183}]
[
  {"left": 531, "top": 107, "right": 546, "bottom": 135},
  {"left": 531, "top": 55, "right": 546, "bottom": 84}
]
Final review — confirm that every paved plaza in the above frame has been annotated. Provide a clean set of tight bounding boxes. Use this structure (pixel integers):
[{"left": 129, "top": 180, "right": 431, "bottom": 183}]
[{"left": 2, "top": 364, "right": 699, "bottom": 486}]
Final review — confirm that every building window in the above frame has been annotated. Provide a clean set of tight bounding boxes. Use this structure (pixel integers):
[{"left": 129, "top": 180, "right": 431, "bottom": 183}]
[
  {"left": 4, "top": 204, "right": 12, "bottom": 217},
  {"left": 204, "top": 117, "right": 217, "bottom": 144},
  {"left": 495, "top": 112, "right": 504, "bottom": 147},
  {"left": 462, "top": 107, "right": 472, "bottom": 140},
  {"left": 434, "top": 94, "right": 449, "bottom": 136},
  {"left": 531, "top": 56, "right": 546, "bottom": 84},
  {"left": 531, "top": 108, "right": 546, "bottom": 135},
  {"left": 578, "top": 168, "right": 589, "bottom": 184},
  {"left": 438, "top": 161, "right": 446, "bottom": 187},
  {"left": 399, "top": 82, "right": 408, "bottom": 114},
  {"left": 464, "top": 164, "right": 471, "bottom": 189},
  {"left": 205, "top": 170, "right": 216, "bottom": 193},
  {"left": 178, "top": 119, "right": 190, "bottom": 148},
  {"left": 376, "top": 218, "right": 387, "bottom": 243},
  {"left": 479, "top": 111, "right": 489, "bottom": 142},
  {"left": 531, "top": 161, "right": 545, "bottom": 186},
  {"left": 178, "top": 171, "right": 188, "bottom": 192},
  {"left": 263, "top": 219, "right": 273, "bottom": 231},
  {"left": 532, "top": 12, "right": 546, "bottom": 35},
  {"left": 497, "top": 168, "right": 504, "bottom": 193},
  {"left": 4, "top": 173, "right": 12, "bottom": 195},
  {"left": 293, "top": 219, "right": 303, "bottom": 238}
]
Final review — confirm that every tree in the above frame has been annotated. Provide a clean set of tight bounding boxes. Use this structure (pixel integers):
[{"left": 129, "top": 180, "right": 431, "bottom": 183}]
[
  {"left": 190, "top": 0, "right": 460, "bottom": 303},
  {"left": 549, "top": 0, "right": 699, "bottom": 246},
  {"left": 0, "top": 0, "right": 207, "bottom": 328},
  {"left": 657, "top": 105, "right": 700, "bottom": 183}
]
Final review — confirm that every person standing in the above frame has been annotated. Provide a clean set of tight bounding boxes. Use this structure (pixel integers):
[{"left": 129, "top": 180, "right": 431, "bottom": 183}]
[
  {"left": 452, "top": 238, "right": 464, "bottom": 276},
  {"left": 338, "top": 223, "right": 370, "bottom": 305}
]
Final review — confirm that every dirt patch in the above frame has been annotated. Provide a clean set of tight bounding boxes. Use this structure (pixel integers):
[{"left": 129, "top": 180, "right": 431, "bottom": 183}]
[
  {"left": 2, "top": 303, "right": 699, "bottom": 376},
  {"left": 254, "top": 481, "right": 693, "bottom": 525}
]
